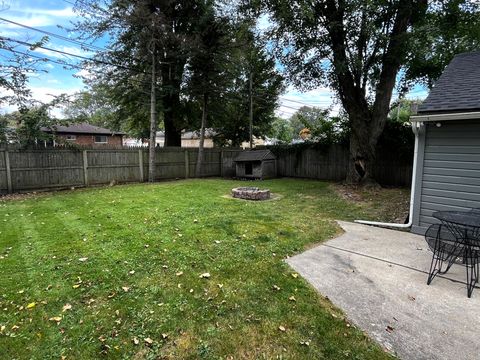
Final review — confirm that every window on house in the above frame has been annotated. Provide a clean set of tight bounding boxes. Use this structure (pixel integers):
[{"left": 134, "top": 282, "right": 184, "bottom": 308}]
[
  {"left": 245, "top": 162, "right": 253, "bottom": 175},
  {"left": 65, "top": 135, "right": 76, "bottom": 141},
  {"left": 94, "top": 135, "right": 108, "bottom": 143}
]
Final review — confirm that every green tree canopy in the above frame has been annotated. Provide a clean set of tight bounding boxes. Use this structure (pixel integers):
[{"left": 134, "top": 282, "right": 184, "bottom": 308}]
[{"left": 255, "top": 0, "right": 480, "bottom": 184}]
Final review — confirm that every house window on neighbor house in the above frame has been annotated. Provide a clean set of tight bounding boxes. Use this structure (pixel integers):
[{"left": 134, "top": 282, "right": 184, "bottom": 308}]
[
  {"left": 94, "top": 135, "right": 108, "bottom": 144},
  {"left": 65, "top": 135, "right": 77, "bottom": 141}
]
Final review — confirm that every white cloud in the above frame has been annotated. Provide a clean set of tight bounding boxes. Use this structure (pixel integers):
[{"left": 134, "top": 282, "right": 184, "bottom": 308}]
[{"left": 29, "top": 85, "right": 81, "bottom": 102}]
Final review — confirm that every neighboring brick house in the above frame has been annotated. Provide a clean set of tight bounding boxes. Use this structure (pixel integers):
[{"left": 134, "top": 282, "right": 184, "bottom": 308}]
[{"left": 42, "top": 123, "right": 124, "bottom": 146}]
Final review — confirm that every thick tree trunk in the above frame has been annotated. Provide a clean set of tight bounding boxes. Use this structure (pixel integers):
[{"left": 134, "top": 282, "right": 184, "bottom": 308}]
[
  {"left": 163, "top": 115, "right": 182, "bottom": 147},
  {"left": 346, "top": 116, "right": 378, "bottom": 185},
  {"left": 195, "top": 94, "right": 207, "bottom": 178}
]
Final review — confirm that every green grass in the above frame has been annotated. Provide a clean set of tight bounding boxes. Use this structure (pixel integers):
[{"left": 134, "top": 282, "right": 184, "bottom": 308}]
[{"left": 0, "top": 179, "right": 400, "bottom": 359}]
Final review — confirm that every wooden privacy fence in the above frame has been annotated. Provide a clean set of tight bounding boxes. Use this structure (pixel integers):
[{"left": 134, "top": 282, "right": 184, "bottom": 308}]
[
  {"left": 0, "top": 147, "right": 243, "bottom": 194},
  {"left": 272, "top": 144, "right": 412, "bottom": 187},
  {"left": 0, "top": 145, "right": 412, "bottom": 194}
]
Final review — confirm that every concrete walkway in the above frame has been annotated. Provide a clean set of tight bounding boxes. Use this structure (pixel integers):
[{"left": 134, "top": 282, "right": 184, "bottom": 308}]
[{"left": 287, "top": 221, "right": 480, "bottom": 360}]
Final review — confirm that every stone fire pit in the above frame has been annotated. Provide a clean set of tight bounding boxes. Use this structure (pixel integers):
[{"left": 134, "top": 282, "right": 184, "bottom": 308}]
[{"left": 232, "top": 187, "right": 271, "bottom": 201}]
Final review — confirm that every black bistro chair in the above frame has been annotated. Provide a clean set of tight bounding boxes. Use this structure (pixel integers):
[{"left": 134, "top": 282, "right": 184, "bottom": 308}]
[{"left": 425, "top": 223, "right": 465, "bottom": 285}]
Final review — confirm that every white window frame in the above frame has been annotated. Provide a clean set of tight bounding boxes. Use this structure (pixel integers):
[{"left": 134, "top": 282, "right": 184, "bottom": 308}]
[{"left": 94, "top": 135, "right": 108, "bottom": 144}]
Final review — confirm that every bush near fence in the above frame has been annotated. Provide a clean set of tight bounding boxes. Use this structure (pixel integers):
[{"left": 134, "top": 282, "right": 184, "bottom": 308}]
[{"left": 0, "top": 144, "right": 412, "bottom": 194}]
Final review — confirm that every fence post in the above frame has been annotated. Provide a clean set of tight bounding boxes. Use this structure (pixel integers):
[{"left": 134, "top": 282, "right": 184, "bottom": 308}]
[
  {"left": 138, "top": 149, "right": 144, "bottom": 182},
  {"left": 184, "top": 150, "right": 189, "bottom": 179},
  {"left": 4, "top": 150, "right": 12, "bottom": 193},
  {"left": 82, "top": 150, "right": 89, "bottom": 186},
  {"left": 220, "top": 150, "right": 224, "bottom": 177}
]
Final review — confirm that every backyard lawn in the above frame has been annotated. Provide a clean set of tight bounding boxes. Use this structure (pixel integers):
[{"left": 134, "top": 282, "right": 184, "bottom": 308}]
[{"left": 0, "top": 179, "right": 405, "bottom": 359}]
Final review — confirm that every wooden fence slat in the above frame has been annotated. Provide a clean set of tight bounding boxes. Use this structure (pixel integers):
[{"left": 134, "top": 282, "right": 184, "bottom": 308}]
[
  {"left": 184, "top": 150, "right": 189, "bottom": 179},
  {"left": 82, "top": 150, "right": 88, "bottom": 186},
  {"left": 5, "top": 150, "right": 12, "bottom": 193},
  {"left": 138, "top": 149, "right": 144, "bottom": 182}
]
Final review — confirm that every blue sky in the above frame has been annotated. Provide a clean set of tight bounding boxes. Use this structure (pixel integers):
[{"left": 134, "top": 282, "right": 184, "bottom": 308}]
[{"left": 0, "top": 0, "right": 428, "bottom": 118}]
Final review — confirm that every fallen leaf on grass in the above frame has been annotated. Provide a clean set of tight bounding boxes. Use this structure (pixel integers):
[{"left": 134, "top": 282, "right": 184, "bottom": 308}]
[
  {"left": 161, "top": 333, "right": 168, "bottom": 339},
  {"left": 129, "top": 270, "right": 135, "bottom": 275},
  {"left": 132, "top": 337, "right": 139, "bottom": 345},
  {"left": 122, "top": 287, "right": 130, "bottom": 292},
  {"left": 176, "top": 271, "right": 183, "bottom": 276},
  {"left": 62, "top": 304, "right": 72, "bottom": 312},
  {"left": 291, "top": 273, "right": 299, "bottom": 278},
  {"left": 144, "top": 337, "right": 154, "bottom": 345},
  {"left": 300, "top": 340, "right": 310, "bottom": 346},
  {"left": 288, "top": 296, "right": 296, "bottom": 302},
  {"left": 26, "top": 302, "right": 36, "bottom": 309},
  {"left": 72, "top": 284, "right": 81, "bottom": 289},
  {"left": 49, "top": 316, "right": 62, "bottom": 323},
  {"left": 272, "top": 285, "right": 281, "bottom": 291},
  {"left": 78, "top": 257, "right": 88, "bottom": 262},
  {"left": 278, "top": 325, "right": 286, "bottom": 332},
  {"left": 199, "top": 272, "right": 211, "bottom": 279}
]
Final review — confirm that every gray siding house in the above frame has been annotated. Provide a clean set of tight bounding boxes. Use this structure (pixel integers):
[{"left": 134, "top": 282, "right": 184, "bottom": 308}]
[
  {"left": 234, "top": 150, "right": 276, "bottom": 179},
  {"left": 410, "top": 51, "right": 480, "bottom": 235}
]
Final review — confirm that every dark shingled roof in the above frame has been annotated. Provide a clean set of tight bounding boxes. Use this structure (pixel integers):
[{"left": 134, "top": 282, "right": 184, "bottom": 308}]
[
  {"left": 418, "top": 51, "right": 480, "bottom": 114},
  {"left": 234, "top": 150, "right": 276, "bottom": 162},
  {"left": 42, "top": 123, "right": 125, "bottom": 135}
]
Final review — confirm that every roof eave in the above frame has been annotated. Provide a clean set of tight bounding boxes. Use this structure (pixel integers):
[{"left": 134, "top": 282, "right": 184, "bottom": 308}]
[{"left": 411, "top": 111, "right": 480, "bottom": 122}]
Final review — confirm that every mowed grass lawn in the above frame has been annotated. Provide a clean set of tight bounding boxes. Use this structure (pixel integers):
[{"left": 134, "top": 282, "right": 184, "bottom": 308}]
[{"left": 0, "top": 179, "right": 403, "bottom": 359}]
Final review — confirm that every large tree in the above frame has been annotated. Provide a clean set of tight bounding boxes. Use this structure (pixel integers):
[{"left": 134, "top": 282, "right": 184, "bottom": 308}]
[
  {"left": 259, "top": 0, "right": 480, "bottom": 184},
  {"left": 186, "top": 3, "right": 232, "bottom": 176},
  {"left": 71, "top": 0, "right": 207, "bottom": 147},
  {"left": 209, "top": 24, "right": 284, "bottom": 147}
]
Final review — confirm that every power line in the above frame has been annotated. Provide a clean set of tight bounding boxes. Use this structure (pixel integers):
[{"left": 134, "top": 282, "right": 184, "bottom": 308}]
[
  {"left": 0, "top": 16, "right": 107, "bottom": 52},
  {"left": 0, "top": 36, "right": 156, "bottom": 74},
  {"left": 279, "top": 96, "right": 328, "bottom": 106}
]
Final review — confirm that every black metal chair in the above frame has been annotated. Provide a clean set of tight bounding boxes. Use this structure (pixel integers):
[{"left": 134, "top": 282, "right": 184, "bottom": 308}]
[{"left": 425, "top": 224, "right": 465, "bottom": 285}]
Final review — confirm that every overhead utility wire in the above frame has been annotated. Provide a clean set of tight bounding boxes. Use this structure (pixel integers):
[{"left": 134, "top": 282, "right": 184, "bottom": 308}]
[
  {"left": 0, "top": 36, "right": 142, "bottom": 70},
  {"left": 0, "top": 16, "right": 107, "bottom": 52}
]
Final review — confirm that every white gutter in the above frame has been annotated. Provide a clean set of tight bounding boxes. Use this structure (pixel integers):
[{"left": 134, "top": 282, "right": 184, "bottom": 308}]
[
  {"left": 411, "top": 111, "right": 480, "bottom": 122},
  {"left": 355, "top": 121, "right": 423, "bottom": 229}
]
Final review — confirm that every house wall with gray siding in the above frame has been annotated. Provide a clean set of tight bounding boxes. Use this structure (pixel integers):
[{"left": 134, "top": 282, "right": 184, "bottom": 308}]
[{"left": 411, "top": 120, "right": 480, "bottom": 234}]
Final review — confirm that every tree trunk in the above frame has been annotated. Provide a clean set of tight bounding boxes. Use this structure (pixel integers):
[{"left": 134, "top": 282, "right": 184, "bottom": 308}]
[
  {"left": 195, "top": 93, "right": 207, "bottom": 178},
  {"left": 148, "top": 44, "right": 157, "bottom": 183},
  {"left": 161, "top": 62, "right": 185, "bottom": 147},
  {"left": 163, "top": 115, "right": 182, "bottom": 146},
  {"left": 323, "top": 0, "right": 424, "bottom": 186}
]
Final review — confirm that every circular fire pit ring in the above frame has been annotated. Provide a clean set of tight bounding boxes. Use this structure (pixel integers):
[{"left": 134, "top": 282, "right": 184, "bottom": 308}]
[{"left": 232, "top": 187, "right": 271, "bottom": 201}]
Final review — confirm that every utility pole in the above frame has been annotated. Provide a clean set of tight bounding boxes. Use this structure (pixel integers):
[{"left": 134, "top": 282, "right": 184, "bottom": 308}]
[
  {"left": 249, "top": 71, "right": 253, "bottom": 149},
  {"left": 148, "top": 39, "right": 157, "bottom": 182}
]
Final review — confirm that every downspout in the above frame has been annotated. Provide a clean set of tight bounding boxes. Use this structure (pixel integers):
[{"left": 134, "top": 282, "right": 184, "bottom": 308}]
[{"left": 355, "top": 121, "right": 423, "bottom": 229}]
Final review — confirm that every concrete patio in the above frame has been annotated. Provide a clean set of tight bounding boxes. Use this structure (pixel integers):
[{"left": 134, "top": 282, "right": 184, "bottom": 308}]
[{"left": 287, "top": 221, "right": 480, "bottom": 360}]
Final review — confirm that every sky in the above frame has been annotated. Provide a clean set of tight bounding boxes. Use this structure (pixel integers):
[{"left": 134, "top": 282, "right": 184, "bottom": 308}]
[{"left": 0, "top": 0, "right": 428, "bottom": 119}]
